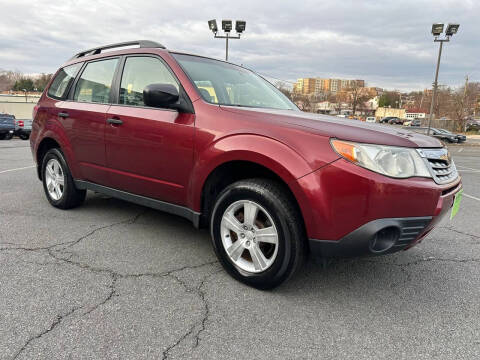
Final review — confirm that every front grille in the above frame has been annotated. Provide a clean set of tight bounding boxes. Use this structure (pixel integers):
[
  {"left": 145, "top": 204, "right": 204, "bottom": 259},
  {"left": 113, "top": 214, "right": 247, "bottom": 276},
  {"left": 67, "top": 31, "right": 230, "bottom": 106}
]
[{"left": 417, "top": 148, "right": 458, "bottom": 185}]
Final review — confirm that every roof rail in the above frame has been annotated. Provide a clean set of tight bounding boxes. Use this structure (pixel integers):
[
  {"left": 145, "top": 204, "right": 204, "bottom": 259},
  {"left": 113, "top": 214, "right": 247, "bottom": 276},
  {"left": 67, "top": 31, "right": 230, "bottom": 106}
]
[{"left": 70, "top": 40, "right": 166, "bottom": 60}]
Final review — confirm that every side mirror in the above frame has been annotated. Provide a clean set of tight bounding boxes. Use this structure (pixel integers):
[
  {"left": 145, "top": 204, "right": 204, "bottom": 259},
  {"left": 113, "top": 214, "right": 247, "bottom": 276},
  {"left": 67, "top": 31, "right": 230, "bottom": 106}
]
[{"left": 143, "top": 83, "right": 179, "bottom": 109}]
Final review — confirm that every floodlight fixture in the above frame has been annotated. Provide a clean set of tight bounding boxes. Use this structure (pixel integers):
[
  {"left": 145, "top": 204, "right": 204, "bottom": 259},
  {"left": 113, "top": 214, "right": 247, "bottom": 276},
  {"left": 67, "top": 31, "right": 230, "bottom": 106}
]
[
  {"left": 445, "top": 23, "right": 460, "bottom": 36},
  {"left": 431, "top": 23, "right": 444, "bottom": 36},
  {"left": 208, "top": 19, "right": 218, "bottom": 33},
  {"left": 235, "top": 20, "right": 246, "bottom": 33},
  {"left": 208, "top": 18, "right": 246, "bottom": 61},
  {"left": 222, "top": 20, "right": 232, "bottom": 32}
]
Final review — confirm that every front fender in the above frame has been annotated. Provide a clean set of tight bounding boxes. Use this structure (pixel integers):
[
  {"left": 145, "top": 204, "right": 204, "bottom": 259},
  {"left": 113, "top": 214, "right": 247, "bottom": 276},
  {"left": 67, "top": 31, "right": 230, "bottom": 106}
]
[{"left": 187, "top": 134, "right": 313, "bottom": 213}]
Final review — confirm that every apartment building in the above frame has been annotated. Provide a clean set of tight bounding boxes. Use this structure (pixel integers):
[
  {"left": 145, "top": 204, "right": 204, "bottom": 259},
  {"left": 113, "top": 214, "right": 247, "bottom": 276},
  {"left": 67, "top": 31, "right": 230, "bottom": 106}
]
[
  {"left": 294, "top": 78, "right": 317, "bottom": 95},
  {"left": 294, "top": 77, "right": 365, "bottom": 95}
]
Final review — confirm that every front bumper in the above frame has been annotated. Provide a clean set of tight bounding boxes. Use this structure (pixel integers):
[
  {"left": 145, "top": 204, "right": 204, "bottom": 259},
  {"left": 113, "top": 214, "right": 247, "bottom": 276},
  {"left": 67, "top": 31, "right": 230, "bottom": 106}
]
[
  {"left": 295, "top": 158, "right": 462, "bottom": 257},
  {"left": 309, "top": 216, "right": 433, "bottom": 257}
]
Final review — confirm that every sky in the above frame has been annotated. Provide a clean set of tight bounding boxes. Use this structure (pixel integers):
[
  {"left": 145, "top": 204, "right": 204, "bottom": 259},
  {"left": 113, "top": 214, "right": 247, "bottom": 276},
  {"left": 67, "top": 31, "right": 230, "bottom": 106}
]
[{"left": 0, "top": 0, "right": 479, "bottom": 91}]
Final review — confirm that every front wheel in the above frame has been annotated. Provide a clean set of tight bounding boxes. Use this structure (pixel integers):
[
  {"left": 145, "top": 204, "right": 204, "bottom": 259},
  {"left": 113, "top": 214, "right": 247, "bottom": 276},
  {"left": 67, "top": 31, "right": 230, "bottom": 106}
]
[
  {"left": 41, "top": 148, "right": 86, "bottom": 209},
  {"left": 210, "top": 179, "right": 306, "bottom": 289}
]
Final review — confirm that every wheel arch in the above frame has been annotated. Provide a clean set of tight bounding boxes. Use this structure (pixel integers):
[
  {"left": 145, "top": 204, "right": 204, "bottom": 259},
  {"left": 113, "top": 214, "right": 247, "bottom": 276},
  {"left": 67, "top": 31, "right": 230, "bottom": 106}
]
[
  {"left": 189, "top": 135, "right": 313, "bottom": 232},
  {"left": 35, "top": 131, "right": 78, "bottom": 180}
]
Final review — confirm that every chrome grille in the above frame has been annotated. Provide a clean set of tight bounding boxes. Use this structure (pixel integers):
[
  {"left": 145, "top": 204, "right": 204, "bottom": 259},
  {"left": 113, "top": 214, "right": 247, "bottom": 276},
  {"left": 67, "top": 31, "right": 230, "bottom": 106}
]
[{"left": 417, "top": 148, "right": 458, "bottom": 185}]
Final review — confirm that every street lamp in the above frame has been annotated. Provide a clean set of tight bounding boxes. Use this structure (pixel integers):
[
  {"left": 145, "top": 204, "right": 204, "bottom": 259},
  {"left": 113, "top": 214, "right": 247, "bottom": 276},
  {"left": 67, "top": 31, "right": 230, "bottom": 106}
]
[
  {"left": 427, "top": 22, "right": 460, "bottom": 135},
  {"left": 208, "top": 19, "right": 246, "bottom": 61}
]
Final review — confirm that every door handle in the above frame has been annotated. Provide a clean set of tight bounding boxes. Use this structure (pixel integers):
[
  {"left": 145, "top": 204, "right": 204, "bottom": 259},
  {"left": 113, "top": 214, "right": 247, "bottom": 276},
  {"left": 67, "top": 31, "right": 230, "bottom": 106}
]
[
  {"left": 58, "top": 112, "right": 69, "bottom": 118},
  {"left": 107, "top": 118, "right": 123, "bottom": 125}
]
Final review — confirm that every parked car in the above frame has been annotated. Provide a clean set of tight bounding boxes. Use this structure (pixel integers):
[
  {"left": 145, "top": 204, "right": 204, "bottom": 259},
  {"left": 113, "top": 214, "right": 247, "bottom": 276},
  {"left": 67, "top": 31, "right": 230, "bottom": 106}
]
[
  {"left": 404, "top": 127, "right": 458, "bottom": 143},
  {"left": 14, "top": 119, "right": 32, "bottom": 140},
  {"left": 436, "top": 128, "right": 466, "bottom": 143},
  {"left": 466, "top": 119, "right": 480, "bottom": 131},
  {"left": 404, "top": 119, "right": 421, "bottom": 127},
  {"left": 365, "top": 116, "right": 376, "bottom": 123},
  {"left": 380, "top": 116, "right": 403, "bottom": 125},
  {"left": 0, "top": 114, "right": 15, "bottom": 140},
  {"left": 411, "top": 119, "right": 422, "bottom": 127},
  {"left": 31, "top": 40, "right": 462, "bottom": 289}
]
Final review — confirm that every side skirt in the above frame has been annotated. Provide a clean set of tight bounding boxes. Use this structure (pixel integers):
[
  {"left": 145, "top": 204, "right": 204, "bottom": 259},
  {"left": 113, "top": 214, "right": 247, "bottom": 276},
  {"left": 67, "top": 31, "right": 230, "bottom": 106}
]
[{"left": 74, "top": 180, "right": 200, "bottom": 228}]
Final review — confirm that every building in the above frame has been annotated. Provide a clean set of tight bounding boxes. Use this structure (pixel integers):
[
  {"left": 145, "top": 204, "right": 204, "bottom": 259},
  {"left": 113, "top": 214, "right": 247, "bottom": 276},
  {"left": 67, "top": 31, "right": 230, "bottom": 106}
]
[
  {"left": 0, "top": 94, "right": 40, "bottom": 119},
  {"left": 294, "top": 78, "right": 316, "bottom": 95},
  {"left": 375, "top": 107, "right": 407, "bottom": 120},
  {"left": 294, "top": 77, "right": 365, "bottom": 95}
]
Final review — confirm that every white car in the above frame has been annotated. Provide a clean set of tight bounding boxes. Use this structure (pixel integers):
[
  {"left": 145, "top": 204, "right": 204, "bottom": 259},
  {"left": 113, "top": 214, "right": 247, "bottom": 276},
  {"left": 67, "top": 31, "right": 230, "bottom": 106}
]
[{"left": 366, "top": 117, "right": 376, "bottom": 123}]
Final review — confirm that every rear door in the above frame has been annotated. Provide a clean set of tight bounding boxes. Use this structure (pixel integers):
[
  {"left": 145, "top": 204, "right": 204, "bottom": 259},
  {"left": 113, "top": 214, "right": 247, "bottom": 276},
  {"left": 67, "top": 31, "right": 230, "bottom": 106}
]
[
  {"left": 60, "top": 57, "right": 119, "bottom": 185},
  {"left": 105, "top": 55, "right": 195, "bottom": 205}
]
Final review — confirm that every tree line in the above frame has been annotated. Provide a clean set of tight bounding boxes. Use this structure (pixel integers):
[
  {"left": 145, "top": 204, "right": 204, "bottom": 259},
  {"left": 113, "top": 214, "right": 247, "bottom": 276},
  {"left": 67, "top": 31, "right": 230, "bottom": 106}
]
[
  {"left": 276, "top": 80, "right": 480, "bottom": 131},
  {"left": 0, "top": 70, "right": 53, "bottom": 92}
]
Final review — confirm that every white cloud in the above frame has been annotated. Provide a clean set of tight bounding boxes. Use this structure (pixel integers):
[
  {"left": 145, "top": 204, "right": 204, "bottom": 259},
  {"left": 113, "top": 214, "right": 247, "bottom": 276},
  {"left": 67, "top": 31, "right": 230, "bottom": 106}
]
[{"left": 0, "top": 0, "right": 478, "bottom": 90}]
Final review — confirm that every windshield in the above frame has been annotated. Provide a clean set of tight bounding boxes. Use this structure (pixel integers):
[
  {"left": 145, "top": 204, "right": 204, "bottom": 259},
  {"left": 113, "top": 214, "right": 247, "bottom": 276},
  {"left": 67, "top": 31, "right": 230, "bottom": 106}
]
[{"left": 173, "top": 53, "right": 298, "bottom": 111}]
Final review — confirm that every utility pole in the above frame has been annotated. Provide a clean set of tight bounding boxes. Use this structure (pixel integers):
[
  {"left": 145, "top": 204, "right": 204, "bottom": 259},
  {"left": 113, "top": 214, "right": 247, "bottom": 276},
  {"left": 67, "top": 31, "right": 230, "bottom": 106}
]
[{"left": 461, "top": 75, "right": 469, "bottom": 131}]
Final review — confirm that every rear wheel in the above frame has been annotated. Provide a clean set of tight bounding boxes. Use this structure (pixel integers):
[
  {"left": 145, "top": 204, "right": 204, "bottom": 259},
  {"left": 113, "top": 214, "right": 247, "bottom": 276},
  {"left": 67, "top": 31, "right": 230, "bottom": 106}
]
[
  {"left": 19, "top": 133, "right": 30, "bottom": 140},
  {"left": 210, "top": 179, "right": 306, "bottom": 289},
  {"left": 41, "top": 148, "right": 86, "bottom": 209}
]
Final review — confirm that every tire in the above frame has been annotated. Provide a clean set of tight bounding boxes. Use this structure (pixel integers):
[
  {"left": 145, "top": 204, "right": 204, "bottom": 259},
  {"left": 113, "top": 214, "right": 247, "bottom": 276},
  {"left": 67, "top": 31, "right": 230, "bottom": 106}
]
[
  {"left": 210, "top": 179, "right": 306, "bottom": 289},
  {"left": 41, "top": 148, "right": 86, "bottom": 209},
  {"left": 19, "top": 133, "right": 30, "bottom": 140},
  {"left": 4, "top": 133, "right": 13, "bottom": 140}
]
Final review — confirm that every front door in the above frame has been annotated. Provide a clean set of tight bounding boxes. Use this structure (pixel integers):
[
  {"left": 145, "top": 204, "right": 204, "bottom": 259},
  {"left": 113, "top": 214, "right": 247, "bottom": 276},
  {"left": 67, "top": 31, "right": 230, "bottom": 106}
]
[{"left": 105, "top": 56, "right": 195, "bottom": 205}]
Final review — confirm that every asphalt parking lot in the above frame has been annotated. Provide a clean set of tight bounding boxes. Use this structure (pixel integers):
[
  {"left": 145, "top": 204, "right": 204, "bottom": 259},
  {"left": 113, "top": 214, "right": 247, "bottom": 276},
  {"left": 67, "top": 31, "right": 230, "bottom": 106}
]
[{"left": 1, "top": 139, "right": 479, "bottom": 359}]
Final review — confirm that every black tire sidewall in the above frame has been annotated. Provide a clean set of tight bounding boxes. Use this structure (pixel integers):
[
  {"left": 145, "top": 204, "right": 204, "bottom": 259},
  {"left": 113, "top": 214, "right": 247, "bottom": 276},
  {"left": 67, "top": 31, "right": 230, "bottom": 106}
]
[
  {"left": 210, "top": 182, "right": 296, "bottom": 289},
  {"left": 41, "top": 148, "right": 70, "bottom": 207}
]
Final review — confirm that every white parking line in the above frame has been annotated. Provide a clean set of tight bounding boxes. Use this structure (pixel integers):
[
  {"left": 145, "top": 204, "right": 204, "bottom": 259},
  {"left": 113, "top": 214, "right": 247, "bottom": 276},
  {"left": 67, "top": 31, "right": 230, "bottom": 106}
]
[
  {"left": 458, "top": 170, "right": 480, "bottom": 173},
  {"left": 464, "top": 193, "right": 480, "bottom": 202},
  {"left": 457, "top": 164, "right": 480, "bottom": 171},
  {"left": 0, "top": 165, "right": 35, "bottom": 174}
]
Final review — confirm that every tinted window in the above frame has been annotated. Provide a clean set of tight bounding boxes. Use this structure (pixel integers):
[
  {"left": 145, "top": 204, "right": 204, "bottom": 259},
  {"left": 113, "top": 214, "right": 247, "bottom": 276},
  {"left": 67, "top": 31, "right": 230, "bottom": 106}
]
[
  {"left": 74, "top": 58, "right": 118, "bottom": 103},
  {"left": 119, "top": 57, "right": 178, "bottom": 107},
  {"left": 47, "top": 63, "right": 82, "bottom": 99}
]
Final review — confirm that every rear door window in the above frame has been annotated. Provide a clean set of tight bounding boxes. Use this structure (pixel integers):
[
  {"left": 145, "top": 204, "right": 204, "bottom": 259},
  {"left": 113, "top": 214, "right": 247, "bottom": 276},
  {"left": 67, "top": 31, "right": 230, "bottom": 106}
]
[
  {"left": 73, "top": 58, "right": 118, "bottom": 103},
  {"left": 47, "top": 63, "right": 82, "bottom": 99}
]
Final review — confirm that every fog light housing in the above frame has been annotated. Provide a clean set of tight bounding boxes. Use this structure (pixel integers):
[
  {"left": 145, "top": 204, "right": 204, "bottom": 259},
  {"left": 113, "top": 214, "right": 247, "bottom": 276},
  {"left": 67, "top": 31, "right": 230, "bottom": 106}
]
[{"left": 369, "top": 226, "right": 400, "bottom": 253}]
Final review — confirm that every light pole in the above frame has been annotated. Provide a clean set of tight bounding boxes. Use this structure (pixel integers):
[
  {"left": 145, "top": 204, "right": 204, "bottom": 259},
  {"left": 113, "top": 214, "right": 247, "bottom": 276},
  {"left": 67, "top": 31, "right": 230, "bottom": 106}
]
[
  {"left": 427, "top": 23, "right": 460, "bottom": 135},
  {"left": 208, "top": 19, "right": 246, "bottom": 61}
]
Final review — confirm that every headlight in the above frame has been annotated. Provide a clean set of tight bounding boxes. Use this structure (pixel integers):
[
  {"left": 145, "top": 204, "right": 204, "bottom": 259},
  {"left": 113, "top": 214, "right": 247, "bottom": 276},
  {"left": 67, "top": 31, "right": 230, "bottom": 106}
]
[{"left": 330, "top": 139, "right": 431, "bottom": 178}]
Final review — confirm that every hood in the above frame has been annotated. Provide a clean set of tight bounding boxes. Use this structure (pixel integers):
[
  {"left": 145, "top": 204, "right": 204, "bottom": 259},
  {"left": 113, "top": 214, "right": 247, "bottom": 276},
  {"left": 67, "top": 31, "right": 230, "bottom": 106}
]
[{"left": 221, "top": 107, "right": 443, "bottom": 148}]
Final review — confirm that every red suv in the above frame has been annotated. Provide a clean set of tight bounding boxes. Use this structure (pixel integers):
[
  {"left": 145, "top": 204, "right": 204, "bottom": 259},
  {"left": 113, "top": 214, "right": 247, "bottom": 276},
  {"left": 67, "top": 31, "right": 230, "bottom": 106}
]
[{"left": 31, "top": 40, "right": 462, "bottom": 289}]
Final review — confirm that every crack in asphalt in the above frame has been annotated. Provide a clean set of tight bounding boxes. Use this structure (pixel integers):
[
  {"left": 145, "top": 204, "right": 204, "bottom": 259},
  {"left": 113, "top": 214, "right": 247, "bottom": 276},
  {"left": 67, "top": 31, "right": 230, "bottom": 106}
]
[
  {"left": 12, "top": 306, "right": 81, "bottom": 360},
  {"left": 162, "top": 269, "right": 222, "bottom": 360},
  {"left": 437, "top": 226, "right": 480, "bottom": 240},
  {"left": 5, "top": 210, "right": 219, "bottom": 359},
  {"left": 0, "top": 210, "right": 146, "bottom": 253},
  {"left": 359, "top": 256, "right": 480, "bottom": 268}
]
